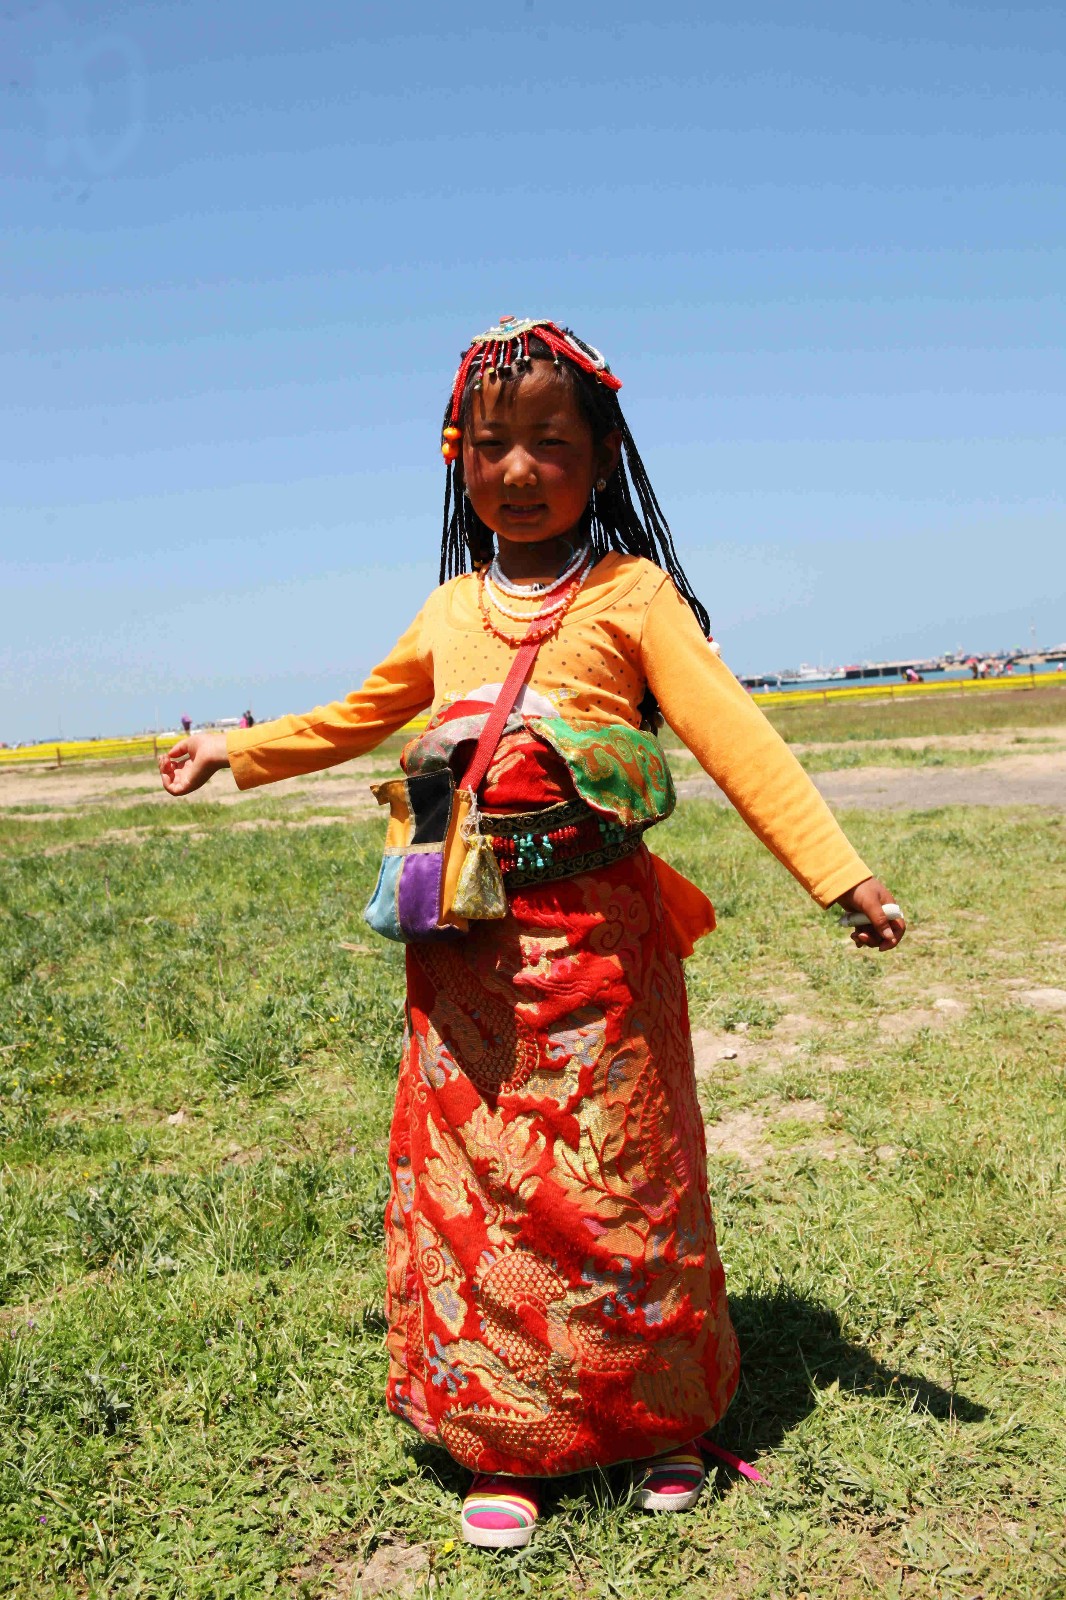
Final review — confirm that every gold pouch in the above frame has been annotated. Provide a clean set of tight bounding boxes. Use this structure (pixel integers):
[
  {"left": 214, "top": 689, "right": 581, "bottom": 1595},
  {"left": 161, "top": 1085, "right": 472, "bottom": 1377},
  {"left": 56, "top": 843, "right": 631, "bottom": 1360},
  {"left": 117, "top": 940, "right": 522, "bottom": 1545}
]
[
  {"left": 437, "top": 785, "right": 474, "bottom": 930},
  {"left": 449, "top": 792, "right": 507, "bottom": 920}
]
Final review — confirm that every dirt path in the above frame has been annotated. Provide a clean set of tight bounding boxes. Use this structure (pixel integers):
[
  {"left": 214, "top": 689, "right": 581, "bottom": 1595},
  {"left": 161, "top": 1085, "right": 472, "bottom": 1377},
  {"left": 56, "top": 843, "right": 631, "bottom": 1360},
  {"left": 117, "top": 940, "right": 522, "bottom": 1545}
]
[
  {"left": 0, "top": 762, "right": 384, "bottom": 817},
  {"left": 680, "top": 749, "right": 1066, "bottom": 810},
  {"left": 3, "top": 734, "right": 1065, "bottom": 817},
  {"left": 781, "top": 727, "right": 1066, "bottom": 755}
]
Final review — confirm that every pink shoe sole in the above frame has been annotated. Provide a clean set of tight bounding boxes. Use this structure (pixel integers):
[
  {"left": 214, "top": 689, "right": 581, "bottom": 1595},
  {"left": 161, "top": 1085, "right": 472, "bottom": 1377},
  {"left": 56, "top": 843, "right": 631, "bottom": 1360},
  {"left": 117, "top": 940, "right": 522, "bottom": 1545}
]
[
  {"left": 462, "top": 1475, "right": 540, "bottom": 1549},
  {"left": 635, "top": 1445, "right": 707, "bottom": 1512}
]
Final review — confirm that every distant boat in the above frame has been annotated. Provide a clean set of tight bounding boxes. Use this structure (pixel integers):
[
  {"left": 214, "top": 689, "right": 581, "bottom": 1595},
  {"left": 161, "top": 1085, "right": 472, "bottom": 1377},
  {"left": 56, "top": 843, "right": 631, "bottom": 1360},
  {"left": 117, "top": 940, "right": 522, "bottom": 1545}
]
[
  {"left": 779, "top": 663, "right": 846, "bottom": 683},
  {"left": 737, "top": 644, "right": 1062, "bottom": 697},
  {"left": 842, "top": 659, "right": 945, "bottom": 681}
]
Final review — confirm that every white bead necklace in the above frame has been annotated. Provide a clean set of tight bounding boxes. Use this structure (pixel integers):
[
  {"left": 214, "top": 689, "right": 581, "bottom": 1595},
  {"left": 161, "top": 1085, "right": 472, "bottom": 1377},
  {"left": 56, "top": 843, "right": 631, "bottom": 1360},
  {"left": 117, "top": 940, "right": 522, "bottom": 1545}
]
[
  {"left": 483, "top": 553, "right": 592, "bottom": 622},
  {"left": 488, "top": 541, "right": 591, "bottom": 599}
]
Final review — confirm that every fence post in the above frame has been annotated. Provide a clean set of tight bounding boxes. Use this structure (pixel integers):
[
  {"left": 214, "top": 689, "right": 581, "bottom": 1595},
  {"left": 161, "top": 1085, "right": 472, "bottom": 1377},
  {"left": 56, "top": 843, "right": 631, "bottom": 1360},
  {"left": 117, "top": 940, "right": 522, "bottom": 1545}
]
[
  {"left": 56, "top": 746, "right": 62, "bottom": 767},
  {"left": 152, "top": 737, "right": 158, "bottom": 759}
]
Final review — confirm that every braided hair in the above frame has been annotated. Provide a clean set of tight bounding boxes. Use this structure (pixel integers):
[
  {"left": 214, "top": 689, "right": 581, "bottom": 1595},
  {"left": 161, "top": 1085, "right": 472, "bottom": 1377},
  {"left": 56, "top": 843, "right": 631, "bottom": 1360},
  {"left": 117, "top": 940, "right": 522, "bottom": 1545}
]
[{"left": 438, "top": 318, "right": 710, "bottom": 638}]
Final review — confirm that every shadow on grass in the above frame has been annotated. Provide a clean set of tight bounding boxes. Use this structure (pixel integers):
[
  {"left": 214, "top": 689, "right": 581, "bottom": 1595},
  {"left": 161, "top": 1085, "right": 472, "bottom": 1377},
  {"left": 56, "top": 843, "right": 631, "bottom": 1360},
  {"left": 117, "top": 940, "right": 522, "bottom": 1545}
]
[
  {"left": 714, "top": 1285, "right": 988, "bottom": 1469},
  {"left": 399, "top": 1284, "right": 987, "bottom": 1509}
]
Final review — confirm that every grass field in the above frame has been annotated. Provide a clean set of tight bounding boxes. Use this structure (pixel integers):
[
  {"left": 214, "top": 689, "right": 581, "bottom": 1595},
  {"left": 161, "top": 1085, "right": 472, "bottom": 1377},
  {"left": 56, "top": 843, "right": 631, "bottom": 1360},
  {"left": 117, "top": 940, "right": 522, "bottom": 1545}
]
[
  {"left": 759, "top": 683, "right": 1066, "bottom": 744},
  {"left": 1, "top": 700, "right": 1065, "bottom": 1599}
]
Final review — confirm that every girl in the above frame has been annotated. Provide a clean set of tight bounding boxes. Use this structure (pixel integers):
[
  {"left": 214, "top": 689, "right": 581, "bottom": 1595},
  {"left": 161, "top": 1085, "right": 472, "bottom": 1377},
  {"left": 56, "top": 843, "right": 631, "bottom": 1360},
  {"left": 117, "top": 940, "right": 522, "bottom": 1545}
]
[{"left": 160, "top": 317, "right": 904, "bottom": 1550}]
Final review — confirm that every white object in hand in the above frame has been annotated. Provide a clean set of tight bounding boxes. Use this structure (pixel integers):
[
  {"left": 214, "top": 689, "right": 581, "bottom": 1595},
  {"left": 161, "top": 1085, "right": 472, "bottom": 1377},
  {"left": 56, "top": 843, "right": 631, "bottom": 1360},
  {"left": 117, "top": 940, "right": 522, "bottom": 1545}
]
[{"left": 839, "top": 902, "right": 903, "bottom": 928}]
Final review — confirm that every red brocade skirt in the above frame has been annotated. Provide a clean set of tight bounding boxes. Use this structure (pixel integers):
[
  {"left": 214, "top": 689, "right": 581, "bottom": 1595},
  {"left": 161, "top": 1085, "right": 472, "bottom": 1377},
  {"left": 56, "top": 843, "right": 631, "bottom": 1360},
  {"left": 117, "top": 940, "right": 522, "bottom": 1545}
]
[{"left": 383, "top": 840, "right": 740, "bottom": 1476}]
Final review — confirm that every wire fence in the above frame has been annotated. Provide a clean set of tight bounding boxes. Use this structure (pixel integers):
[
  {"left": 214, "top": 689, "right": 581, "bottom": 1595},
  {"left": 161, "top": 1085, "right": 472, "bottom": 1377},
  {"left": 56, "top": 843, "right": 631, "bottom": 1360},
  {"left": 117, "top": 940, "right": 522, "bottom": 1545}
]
[
  {"left": 0, "top": 734, "right": 173, "bottom": 768},
  {"left": 1, "top": 672, "right": 1063, "bottom": 767}
]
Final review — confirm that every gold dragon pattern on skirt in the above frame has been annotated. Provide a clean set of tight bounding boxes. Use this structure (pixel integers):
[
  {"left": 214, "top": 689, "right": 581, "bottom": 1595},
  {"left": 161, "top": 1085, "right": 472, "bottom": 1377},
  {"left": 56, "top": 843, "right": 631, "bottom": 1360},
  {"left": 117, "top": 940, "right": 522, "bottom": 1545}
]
[{"left": 383, "top": 846, "right": 739, "bottom": 1476}]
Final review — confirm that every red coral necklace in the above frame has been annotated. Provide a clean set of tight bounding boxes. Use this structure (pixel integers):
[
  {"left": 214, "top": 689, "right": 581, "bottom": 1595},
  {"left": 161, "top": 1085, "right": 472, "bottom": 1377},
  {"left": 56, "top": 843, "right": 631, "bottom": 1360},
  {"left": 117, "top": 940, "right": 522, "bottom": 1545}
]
[{"left": 478, "top": 550, "right": 592, "bottom": 646}]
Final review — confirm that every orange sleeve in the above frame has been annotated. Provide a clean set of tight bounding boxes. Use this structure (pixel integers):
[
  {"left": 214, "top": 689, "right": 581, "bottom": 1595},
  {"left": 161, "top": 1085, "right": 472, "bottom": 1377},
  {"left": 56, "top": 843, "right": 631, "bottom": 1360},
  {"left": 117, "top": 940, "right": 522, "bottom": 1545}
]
[
  {"left": 225, "top": 606, "right": 434, "bottom": 790},
  {"left": 642, "top": 580, "right": 871, "bottom": 906}
]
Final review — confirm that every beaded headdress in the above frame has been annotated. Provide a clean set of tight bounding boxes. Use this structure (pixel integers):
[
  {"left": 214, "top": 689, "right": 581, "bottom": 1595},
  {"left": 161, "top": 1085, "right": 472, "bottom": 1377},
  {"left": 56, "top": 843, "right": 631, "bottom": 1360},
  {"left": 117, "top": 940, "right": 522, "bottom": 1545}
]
[
  {"left": 440, "top": 316, "right": 623, "bottom": 461},
  {"left": 436, "top": 314, "right": 711, "bottom": 670}
]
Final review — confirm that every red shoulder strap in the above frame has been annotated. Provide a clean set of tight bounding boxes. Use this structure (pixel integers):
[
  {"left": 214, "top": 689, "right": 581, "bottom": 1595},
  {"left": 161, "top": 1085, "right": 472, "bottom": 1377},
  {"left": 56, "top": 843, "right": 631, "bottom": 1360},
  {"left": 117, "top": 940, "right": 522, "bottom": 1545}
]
[{"left": 459, "top": 631, "right": 542, "bottom": 797}]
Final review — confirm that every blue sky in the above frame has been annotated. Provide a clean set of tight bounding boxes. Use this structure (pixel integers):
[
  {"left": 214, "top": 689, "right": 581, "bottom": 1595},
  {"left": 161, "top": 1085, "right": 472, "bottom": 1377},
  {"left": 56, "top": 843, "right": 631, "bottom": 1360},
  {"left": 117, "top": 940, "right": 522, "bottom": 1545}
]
[{"left": 2, "top": 0, "right": 1064, "bottom": 740}]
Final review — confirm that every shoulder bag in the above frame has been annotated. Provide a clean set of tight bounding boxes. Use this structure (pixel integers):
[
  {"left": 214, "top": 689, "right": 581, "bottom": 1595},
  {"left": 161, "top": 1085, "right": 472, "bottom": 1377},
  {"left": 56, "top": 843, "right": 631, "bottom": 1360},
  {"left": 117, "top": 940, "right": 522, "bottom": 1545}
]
[{"left": 363, "top": 624, "right": 544, "bottom": 943}]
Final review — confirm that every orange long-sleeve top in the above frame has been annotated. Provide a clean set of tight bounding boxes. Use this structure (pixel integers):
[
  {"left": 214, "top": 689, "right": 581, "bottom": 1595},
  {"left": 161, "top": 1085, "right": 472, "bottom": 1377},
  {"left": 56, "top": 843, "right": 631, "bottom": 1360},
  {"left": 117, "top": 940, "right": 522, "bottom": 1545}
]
[{"left": 226, "top": 554, "right": 871, "bottom": 907}]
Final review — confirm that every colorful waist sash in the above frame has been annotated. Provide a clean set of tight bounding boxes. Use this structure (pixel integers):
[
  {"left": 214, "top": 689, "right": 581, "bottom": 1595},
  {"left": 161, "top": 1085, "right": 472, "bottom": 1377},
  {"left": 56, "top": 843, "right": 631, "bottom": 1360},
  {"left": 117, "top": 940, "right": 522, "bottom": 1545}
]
[
  {"left": 482, "top": 799, "right": 646, "bottom": 887},
  {"left": 400, "top": 707, "right": 673, "bottom": 891}
]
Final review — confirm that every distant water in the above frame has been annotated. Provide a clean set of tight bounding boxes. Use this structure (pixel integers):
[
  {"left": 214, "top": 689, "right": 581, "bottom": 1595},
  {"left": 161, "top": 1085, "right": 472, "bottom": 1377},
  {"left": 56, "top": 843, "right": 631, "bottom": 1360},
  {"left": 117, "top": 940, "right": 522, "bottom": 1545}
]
[{"left": 749, "top": 663, "right": 1059, "bottom": 694}]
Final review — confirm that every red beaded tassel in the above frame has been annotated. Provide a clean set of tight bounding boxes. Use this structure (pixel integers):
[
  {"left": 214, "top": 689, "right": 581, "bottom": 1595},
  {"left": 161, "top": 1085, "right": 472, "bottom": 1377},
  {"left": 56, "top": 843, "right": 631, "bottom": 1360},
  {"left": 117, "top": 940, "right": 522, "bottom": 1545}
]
[
  {"left": 445, "top": 319, "right": 623, "bottom": 431},
  {"left": 448, "top": 343, "right": 481, "bottom": 426},
  {"left": 525, "top": 322, "right": 623, "bottom": 391}
]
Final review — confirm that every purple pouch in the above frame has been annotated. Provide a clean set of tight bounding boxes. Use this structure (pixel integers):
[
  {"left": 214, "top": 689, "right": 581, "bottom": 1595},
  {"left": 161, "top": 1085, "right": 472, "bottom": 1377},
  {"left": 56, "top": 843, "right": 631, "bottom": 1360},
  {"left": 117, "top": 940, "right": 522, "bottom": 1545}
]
[{"left": 363, "top": 769, "right": 462, "bottom": 943}]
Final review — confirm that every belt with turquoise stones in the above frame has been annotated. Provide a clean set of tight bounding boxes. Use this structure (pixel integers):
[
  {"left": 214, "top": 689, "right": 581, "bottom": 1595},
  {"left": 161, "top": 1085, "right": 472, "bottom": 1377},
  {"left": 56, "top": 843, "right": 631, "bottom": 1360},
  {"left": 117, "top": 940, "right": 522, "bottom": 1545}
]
[{"left": 482, "top": 799, "right": 646, "bottom": 888}]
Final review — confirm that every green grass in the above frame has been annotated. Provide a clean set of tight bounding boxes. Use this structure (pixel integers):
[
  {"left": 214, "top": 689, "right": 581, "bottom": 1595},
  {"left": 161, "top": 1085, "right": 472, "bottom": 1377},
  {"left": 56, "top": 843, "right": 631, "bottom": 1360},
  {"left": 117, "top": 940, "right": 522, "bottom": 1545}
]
[
  {"left": 0, "top": 796, "right": 363, "bottom": 859},
  {"left": 760, "top": 682, "right": 1066, "bottom": 743},
  {"left": 665, "top": 740, "right": 1065, "bottom": 777},
  {"left": 1, "top": 786, "right": 1064, "bottom": 1597},
  {"left": 791, "top": 741, "right": 1056, "bottom": 773}
]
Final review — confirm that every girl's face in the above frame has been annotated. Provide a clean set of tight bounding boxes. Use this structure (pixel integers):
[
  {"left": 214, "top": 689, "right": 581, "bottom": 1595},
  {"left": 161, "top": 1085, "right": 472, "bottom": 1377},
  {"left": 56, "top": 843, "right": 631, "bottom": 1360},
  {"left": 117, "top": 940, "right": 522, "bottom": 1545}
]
[{"left": 461, "top": 361, "right": 620, "bottom": 553}]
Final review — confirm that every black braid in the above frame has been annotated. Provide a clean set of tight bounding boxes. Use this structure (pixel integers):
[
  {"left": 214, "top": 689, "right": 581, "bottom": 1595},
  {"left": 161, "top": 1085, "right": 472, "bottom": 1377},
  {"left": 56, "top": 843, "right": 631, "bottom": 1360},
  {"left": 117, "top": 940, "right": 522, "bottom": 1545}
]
[{"left": 438, "top": 334, "right": 710, "bottom": 636}]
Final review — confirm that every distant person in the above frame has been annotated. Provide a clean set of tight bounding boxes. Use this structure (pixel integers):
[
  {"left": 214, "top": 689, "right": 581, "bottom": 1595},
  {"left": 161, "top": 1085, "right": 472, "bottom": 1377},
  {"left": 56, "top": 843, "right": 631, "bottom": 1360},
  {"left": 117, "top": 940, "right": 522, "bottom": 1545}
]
[
  {"left": 158, "top": 314, "right": 906, "bottom": 1549},
  {"left": 240, "top": 708, "right": 255, "bottom": 728},
  {"left": 181, "top": 714, "right": 192, "bottom": 735}
]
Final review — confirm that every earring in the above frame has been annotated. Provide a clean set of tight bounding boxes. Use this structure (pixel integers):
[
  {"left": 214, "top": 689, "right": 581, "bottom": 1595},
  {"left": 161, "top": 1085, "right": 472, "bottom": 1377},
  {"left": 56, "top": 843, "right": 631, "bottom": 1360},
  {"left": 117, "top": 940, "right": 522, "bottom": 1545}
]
[{"left": 595, "top": 477, "right": 607, "bottom": 492}]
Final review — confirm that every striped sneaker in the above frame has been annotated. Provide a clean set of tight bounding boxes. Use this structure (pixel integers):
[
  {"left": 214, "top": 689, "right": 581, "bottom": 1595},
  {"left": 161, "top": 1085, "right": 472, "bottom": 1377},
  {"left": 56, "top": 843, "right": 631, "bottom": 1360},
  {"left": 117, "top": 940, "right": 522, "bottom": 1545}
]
[
  {"left": 634, "top": 1443, "right": 707, "bottom": 1511},
  {"left": 461, "top": 1474, "right": 541, "bottom": 1549}
]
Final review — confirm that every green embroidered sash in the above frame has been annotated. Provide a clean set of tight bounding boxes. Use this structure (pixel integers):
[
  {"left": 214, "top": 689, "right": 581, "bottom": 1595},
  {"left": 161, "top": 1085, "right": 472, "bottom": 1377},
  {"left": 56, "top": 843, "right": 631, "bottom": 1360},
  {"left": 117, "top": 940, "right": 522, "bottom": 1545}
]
[{"left": 530, "top": 719, "right": 675, "bottom": 828}]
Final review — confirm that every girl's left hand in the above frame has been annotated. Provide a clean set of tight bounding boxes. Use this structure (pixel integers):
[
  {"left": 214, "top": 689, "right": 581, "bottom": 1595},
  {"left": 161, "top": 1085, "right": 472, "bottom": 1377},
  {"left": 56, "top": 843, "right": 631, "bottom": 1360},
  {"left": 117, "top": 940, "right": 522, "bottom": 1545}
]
[{"left": 835, "top": 877, "right": 906, "bottom": 951}]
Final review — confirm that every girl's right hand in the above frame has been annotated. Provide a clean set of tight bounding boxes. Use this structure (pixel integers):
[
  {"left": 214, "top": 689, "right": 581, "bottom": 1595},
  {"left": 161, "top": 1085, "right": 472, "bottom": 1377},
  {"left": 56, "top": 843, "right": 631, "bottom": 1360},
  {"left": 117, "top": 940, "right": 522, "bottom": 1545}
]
[{"left": 158, "top": 732, "right": 230, "bottom": 796}]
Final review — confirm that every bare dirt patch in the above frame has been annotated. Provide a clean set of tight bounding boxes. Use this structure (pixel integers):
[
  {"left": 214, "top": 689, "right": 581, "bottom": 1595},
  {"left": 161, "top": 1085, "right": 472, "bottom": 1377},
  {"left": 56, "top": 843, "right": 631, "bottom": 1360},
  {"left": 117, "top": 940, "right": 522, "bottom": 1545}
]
[
  {"left": 814, "top": 750, "right": 1066, "bottom": 810},
  {"left": 692, "top": 1012, "right": 822, "bottom": 1079},
  {"left": 704, "top": 1098, "right": 856, "bottom": 1168},
  {"left": 222, "top": 1144, "right": 265, "bottom": 1167},
  {"left": 287, "top": 1533, "right": 430, "bottom": 1598},
  {"left": 1014, "top": 986, "right": 1066, "bottom": 1013},
  {"left": 877, "top": 996, "right": 969, "bottom": 1038},
  {"left": 356, "top": 1538, "right": 431, "bottom": 1598},
  {"left": 7, "top": 726, "right": 1066, "bottom": 822},
  {"left": 704, "top": 1108, "right": 776, "bottom": 1166},
  {"left": 696, "top": 1006, "right": 862, "bottom": 1166},
  {"left": 680, "top": 749, "right": 1066, "bottom": 810},
  {"left": 0, "top": 759, "right": 385, "bottom": 817}
]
